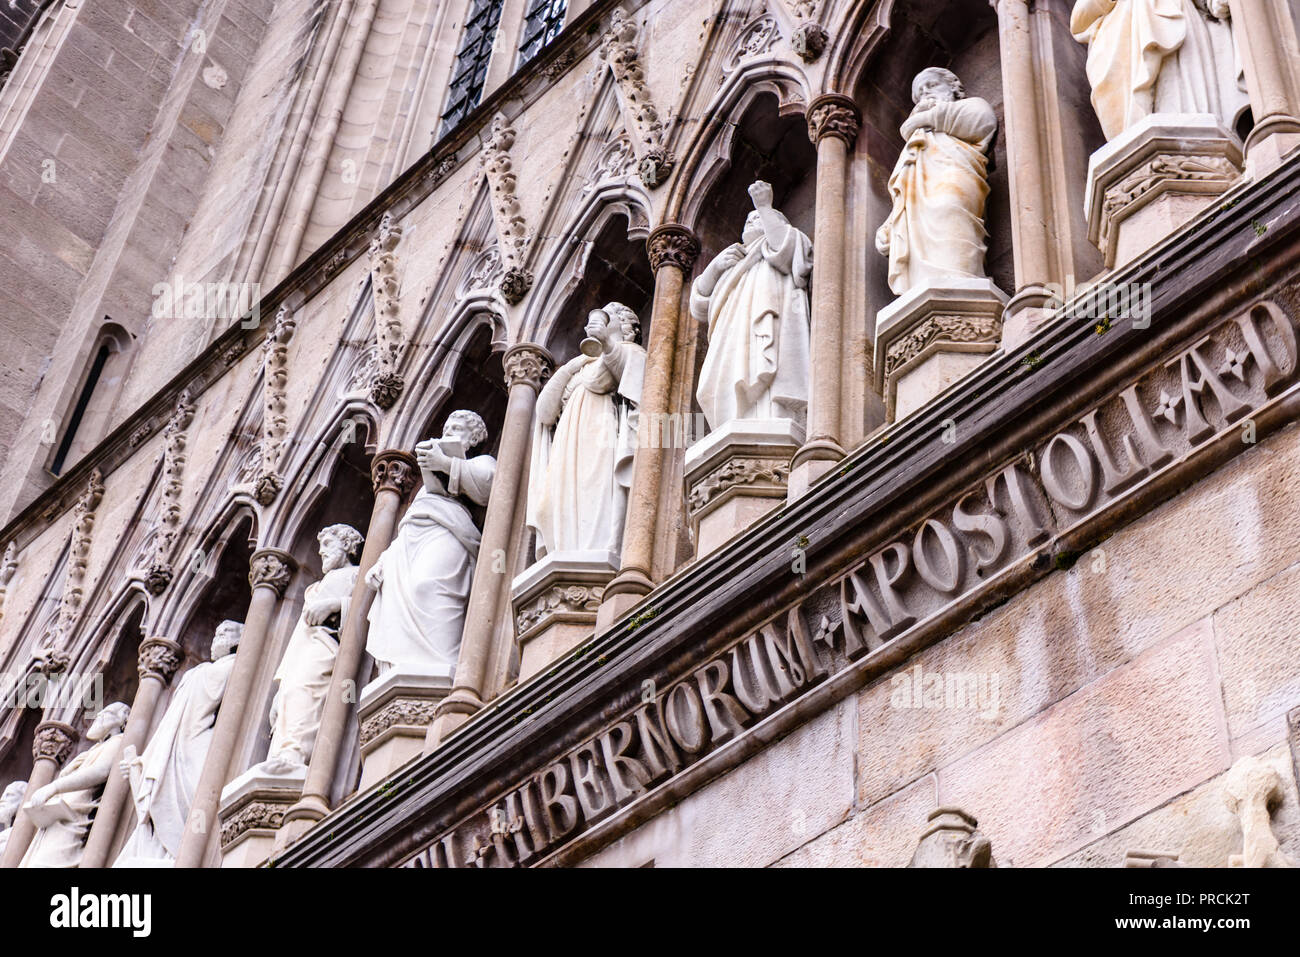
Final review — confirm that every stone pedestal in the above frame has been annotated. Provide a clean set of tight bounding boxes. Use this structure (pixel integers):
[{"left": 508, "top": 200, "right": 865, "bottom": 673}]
[
  {"left": 512, "top": 552, "right": 617, "bottom": 681},
  {"left": 218, "top": 767, "right": 304, "bottom": 868},
  {"left": 356, "top": 666, "right": 453, "bottom": 793},
  {"left": 874, "top": 278, "right": 1007, "bottom": 422},
  {"left": 1086, "top": 114, "right": 1244, "bottom": 270},
  {"left": 685, "top": 419, "right": 801, "bottom": 556}
]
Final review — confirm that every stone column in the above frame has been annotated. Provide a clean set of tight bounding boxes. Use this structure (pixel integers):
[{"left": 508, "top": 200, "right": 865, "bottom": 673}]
[
  {"left": 0, "top": 722, "right": 77, "bottom": 867},
  {"left": 79, "top": 637, "right": 183, "bottom": 867},
  {"left": 991, "top": 0, "right": 1060, "bottom": 349},
  {"left": 174, "top": 548, "right": 295, "bottom": 868},
  {"left": 600, "top": 225, "right": 699, "bottom": 624},
  {"left": 1231, "top": 0, "right": 1300, "bottom": 177},
  {"left": 276, "top": 450, "right": 417, "bottom": 849},
  {"left": 428, "top": 345, "right": 552, "bottom": 748},
  {"left": 790, "top": 94, "right": 859, "bottom": 498}
]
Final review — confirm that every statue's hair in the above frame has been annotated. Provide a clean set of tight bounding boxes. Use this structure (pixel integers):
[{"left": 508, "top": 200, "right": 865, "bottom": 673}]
[
  {"left": 96, "top": 701, "right": 130, "bottom": 730},
  {"left": 603, "top": 301, "right": 640, "bottom": 343},
  {"left": 213, "top": 619, "right": 243, "bottom": 656},
  {"left": 319, "top": 523, "right": 363, "bottom": 556},
  {"left": 446, "top": 409, "right": 489, "bottom": 449},
  {"left": 1, "top": 780, "right": 27, "bottom": 802},
  {"left": 912, "top": 66, "right": 964, "bottom": 103}
]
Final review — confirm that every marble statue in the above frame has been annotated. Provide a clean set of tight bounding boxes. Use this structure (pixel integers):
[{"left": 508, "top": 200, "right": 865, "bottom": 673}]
[
  {"left": 1071, "top": 0, "right": 1248, "bottom": 140},
  {"left": 20, "top": 703, "right": 130, "bottom": 868},
  {"left": 877, "top": 68, "right": 999, "bottom": 297},
  {"left": 0, "top": 780, "right": 26, "bottom": 858},
  {"left": 114, "top": 620, "right": 241, "bottom": 867},
  {"left": 527, "top": 303, "right": 646, "bottom": 558},
  {"left": 365, "top": 411, "right": 495, "bottom": 674},
  {"left": 690, "top": 180, "right": 813, "bottom": 430},
  {"left": 255, "top": 524, "right": 363, "bottom": 776}
]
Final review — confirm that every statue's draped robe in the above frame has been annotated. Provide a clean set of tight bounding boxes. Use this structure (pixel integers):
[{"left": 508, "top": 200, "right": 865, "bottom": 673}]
[
  {"left": 20, "top": 735, "right": 121, "bottom": 867},
  {"left": 1071, "top": 0, "right": 1247, "bottom": 140},
  {"left": 527, "top": 343, "right": 644, "bottom": 558},
  {"left": 879, "top": 97, "right": 998, "bottom": 296},
  {"left": 366, "top": 456, "right": 495, "bottom": 674},
  {"left": 691, "top": 226, "right": 813, "bottom": 429},
  {"left": 114, "top": 654, "right": 236, "bottom": 865},
  {"left": 267, "top": 563, "right": 358, "bottom": 763}
]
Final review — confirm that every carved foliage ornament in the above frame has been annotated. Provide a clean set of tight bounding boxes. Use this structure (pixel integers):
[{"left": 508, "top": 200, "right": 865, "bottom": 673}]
[
  {"left": 515, "top": 585, "right": 604, "bottom": 636},
  {"left": 360, "top": 699, "right": 439, "bottom": 747},
  {"left": 368, "top": 211, "right": 408, "bottom": 409},
  {"left": 144, "top": 391, "right": 197, "bottom": 594},
  {"left": 482, "top": 114, "right": 534, "bottom": 304},
  {"left": 221, "top": 800, "right": 287, "bottom": 847},
  {"left": 647, "top": 225, "right": 700, "bottom": 273},
  {"left": 807, "top": 95, "right": 861, "bottom": 147},
  {"left": 137, "top": 637, "right": 184, "bottom": 684},
  {"left": 885, "top": 314, "right": 1002, "bottom": 377},
  {"left": 0, "top": 541, "right": 18, "bottom": 622},
  {"left": 371, "top": 452, "right": 419, "bottom": 498},
  {"left": 41, "top": 469, "right": 104, "bottom": 653},
  {"left": 33, "top": 722, "right": 78, "bottom": 766},
  {"left": 503, "top": 346, "right": 553, "bottom": 392},
  {"left": 248, "top": 550, "right": 294, "bottom": 596},
  {"left": 601, "top": 8, "right": 674, "bottom": 189},
  {"left": 688, "top": 457, "right": 791, "bottom": 512},
  {"left": 255, "top": 307, "right": 297, "bottom": 503},
  {"left": 1100, "top": 153, "right": 1241, "bottom": 244}
]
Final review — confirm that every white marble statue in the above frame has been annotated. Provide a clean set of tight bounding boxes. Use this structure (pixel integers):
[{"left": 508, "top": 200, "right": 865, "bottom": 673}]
[
  {"left": 254, "top": 524, "right": 363, "bottom": 776},
  {"left": 20, "top": 703, "right": 130, "bottom": 868},
  {"left": 0, "top": 780, "right": 26, "bottom": 858},
  {"left": 877, "top": 68, "right": 999, "bottom": 297},
  {"left": 114, "top": 620, "right": 241, "bottom": 867},
  {"left": 527, "top": 303, "right": 646, "bottom": 558},
  {"left": 365, "top": 411, "right": 495, "bottom": 675},
  {"left": 1071, "top": 0, "right": 1248, "bottom": 140},
  {"left": 690, "top": 180, "right": 813, "bottom": 431}
]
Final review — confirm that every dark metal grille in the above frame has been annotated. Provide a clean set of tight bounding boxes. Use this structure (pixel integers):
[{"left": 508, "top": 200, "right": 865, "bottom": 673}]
[
  {"left": 438, "top": 0, "right": 505, "bottom": 139},
  {"left": 517, "top": 0, "right": 566, "bottom": 68}
]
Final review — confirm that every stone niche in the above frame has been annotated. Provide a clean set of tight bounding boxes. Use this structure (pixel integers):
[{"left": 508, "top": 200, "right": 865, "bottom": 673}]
[
  {"left": 1086, "top": 113, "right": 1245, "bottom": 271},
  {"left": 510, "top": 551, "right": 619, "bottom": 681}
]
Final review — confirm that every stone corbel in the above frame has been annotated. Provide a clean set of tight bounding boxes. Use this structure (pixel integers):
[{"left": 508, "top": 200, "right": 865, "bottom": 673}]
[
  {"left": 254, "top": 307, "right": 297, "bottom": 504},
  {"left": 785, "top": 0, "right": 828, "bottom": 62},
  {"left": 907, "top": 807, "right": 995, "bottom": 867},
  {"left": 143, "top": 391, "right": 196, "bottom": 594},
  {"left": 601, "top": 8, "right": 674, "bottom": 188},
  {"left": 481, "top": 114, "right": 534, "bottom": 305},
  {"left": 368, "top": 212, "right": 407, "bottom": 409}
]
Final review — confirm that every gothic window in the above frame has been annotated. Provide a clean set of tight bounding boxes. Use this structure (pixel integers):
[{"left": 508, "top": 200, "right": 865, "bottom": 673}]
[
  {"left": 438, "top": 0, "right": 506, "bottom": 140},
  {"left": 517, "top": 0, "right": 566, "bottom": 68}
]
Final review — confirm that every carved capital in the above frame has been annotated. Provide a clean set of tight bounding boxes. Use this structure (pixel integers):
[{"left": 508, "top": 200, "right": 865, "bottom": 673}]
[
  {"left": 647, "top": 224, "right": 700, "bottom": 273},
  {"left": 807, "top": 94, "right": 861, "bottom": 147},
  {"left": 371, "top": 450, "right": 419, "bottom": 498},
  {"left": 360, "top": 698, "right": 439, "bottom": 747},
  {"left": 33, "top": 721, "right": 78, "bottom": 766},
  {"left": 137, "top": 637, "right": 184, "bottom": 684},
  {"left": 249, "top": 548, "right": 295, "bottom": 596},
  {"left": 503, "top": 344, "right": 554, "bottom": 392}
]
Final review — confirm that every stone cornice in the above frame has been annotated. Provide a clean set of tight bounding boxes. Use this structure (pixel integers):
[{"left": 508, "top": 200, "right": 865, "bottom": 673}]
[
  {"left": 0, "top": 0, "right": 630, "bottom": 551},
  {"left": 272, "top": 156, "right": 1300, "bottom": 868}
]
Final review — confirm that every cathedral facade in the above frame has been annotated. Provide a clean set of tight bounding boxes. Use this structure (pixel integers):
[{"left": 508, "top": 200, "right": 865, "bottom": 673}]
[{"left": 0, "top": 0, "right": 1298, "bottom": 868}]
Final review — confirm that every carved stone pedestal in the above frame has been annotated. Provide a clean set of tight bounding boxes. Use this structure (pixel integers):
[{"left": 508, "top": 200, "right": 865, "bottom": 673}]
[
  {"left": 685, "top": 419, "right": 801, "bottom": 556},
  {"left": 356, "top": 666, "right": 453, "bottom": 793},
  {"left": 512, "top": 552, "right": 617, "bottom": 681},
  {"left": 874, "top": 278, "right": 1007, "bottom": 422},
  {"left": 1086, "top": 114, "right": 1245, "bottom": 270},
  {"left": 218, "top": 767, "right": 304, "bottom": 868}
]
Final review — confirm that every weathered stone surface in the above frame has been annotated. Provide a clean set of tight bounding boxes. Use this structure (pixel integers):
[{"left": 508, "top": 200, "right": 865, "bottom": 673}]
[{"left": 774, "top": 773, "right": 937, "bottom": 868}]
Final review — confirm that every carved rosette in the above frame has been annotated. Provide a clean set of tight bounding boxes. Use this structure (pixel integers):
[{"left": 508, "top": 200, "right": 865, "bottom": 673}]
[
  {"left": 687, "top": 457, "right": 792, "bottom": 513},
  {"left": 499, "top": 266, "right": 534, "bottom": 305},
  {"left": 807, "top": 94, "right": 861, "bottom": 148},
  {"left": 248, "top": 549, "right": 295, "bottom": 597},
  {"left": 360, "top": 698, "right": 439, "bottom": 748},
  {"left": 515, "top": 585, "right": 604, "bottom": 639},
  {"left": 791, "top": 22, "right": 829, "bottom": 62},
  {"left": 371, "top": 450, "right": 419, "bottom": 499},
  {"left": 33, "top": 722, "right": 78, "bottom": 766},
  {"left": 137, "top": 637, "right": 184, "bottom": 684},
  {"left": 647, "top": 224, "right": 700, "bottom": 274},
  {"left": 503, "top": 344, "right": 553, "bottom": 393},
  {"left": 884, "top": 314, "right": 1002, "bottom": 378},
  {"left": 369, "top": 371, "right": 405, "bottom": 410}
]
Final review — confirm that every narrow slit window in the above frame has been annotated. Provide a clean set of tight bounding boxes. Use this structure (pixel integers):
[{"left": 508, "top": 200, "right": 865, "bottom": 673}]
[
  {"left": 51, "top": 341, "right": 110, "bottom": 476},
  {"left": 517, "top": 0, "right": 567, "bottom": 68},
  {"left": 438, "top": 0, "right": 506, "bottom": 140}
]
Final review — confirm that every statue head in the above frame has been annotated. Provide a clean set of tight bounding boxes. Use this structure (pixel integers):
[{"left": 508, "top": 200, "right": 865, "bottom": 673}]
[
  {"left": 318, "top": 524, "right": 363, "bottom": 572},
  {"left": 86, "top": 701, "right": 130, "bottom": 741},
  {"left": 211, "top": 620, "right": 243, "bottom": 660},
  {"left": 442, "top": 410, "right": 488, "bottom": 451},
  {"left": 0, "top": 780, "right": 26, "bottom": 826},
  {"left": 912, "top": 67, "right": 964, "bottom": 105},
  {"left": 602, "top": 302, "right": 640, "bottom": 345}
]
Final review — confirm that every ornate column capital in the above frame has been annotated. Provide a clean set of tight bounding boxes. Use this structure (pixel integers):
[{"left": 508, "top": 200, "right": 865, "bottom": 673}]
[
  {"left": 503, "top": 344, "right": 554, "bottom": 392},
  {"left": 647, "top": 224, "right": 700, "bottom": 273},
  {"left": 807, "top": 94, "right": 861, "bottom": 148},
  {"left": 371, "top": 449, "right": 419, "bottom": 498},
  {"left": 33, "top": 721, "right": 78, "bottom": 766},
  {"left": 137, "top": 636, "right": 184, "bottom": 684},
  {"left": 248, "top": 548, "right": 296, "bottom": 596}
]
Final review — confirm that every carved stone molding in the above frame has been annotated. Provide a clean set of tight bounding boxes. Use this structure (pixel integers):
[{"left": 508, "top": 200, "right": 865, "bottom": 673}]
[
  {"left": 482, "top": 114, "right": 533, "bottom": 304},
  {"left": 248, "top": 549, "right": 295, "bottom": 597},
  {"left": 369, "top": 371, "right": 405, "bottom": 411},
  {"left": 360, "top": 698, "right": 439, "bottom": 748},
  {"left": 500, "top": 265, "right": 534, "bottom": 305},
  {"left": 143, "top": 390, "right": 196, "bottom": 594},
  {"left": 137, "top": 637, "right": 184, "bottom": 685},
  {"left": 908, "top": 807, "right": 994, "bottom": 868},
  {"left": 687, "top": 456, "right": 791, "bottom": 512},
  {"left": 515, "top": 584, "right": 604, "bottom": 638},
  {"left": 884, "top": 313, "right": 1002, "bottom": 379},
  {"left": 602, "top": 7, "right": 674, "bottom": 189},
  {"left": 503, "top": 344, "right": 554, "bottom": 392},
  {"left": 724, "top": 14, "right": 779, "bottom": 74},
  {"left": 647, "top": 224, "right": 700, "bottom": 273},
  {"left": 0, "top": 540, "right": 18, "bottom": 623},
  {"left": 807, "top": 94, "right": 861, "bottom": 148},
  {"left": 1103, "top": 154, "right": 1239, "bottom": 228},
  {"left": 43, "top": 469, "right": 104, "bottom": 650},
  {"left": 368, "top": 211, "right": 407, "bottom": 408},
  {"left": 33, "top": 722, "right": 78, "bottom": 766},
  {"left": 791, "top": 22, "right": 829, "bottom": 62},
  {"left": 371, "top": 450, "right": 419, "bottom": 499},
  {"left": 255, "top": 306, "right": 297, "bottom": 503},
  {"left": 221, "top": 800, "right": 287, "bottom": 848}
]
